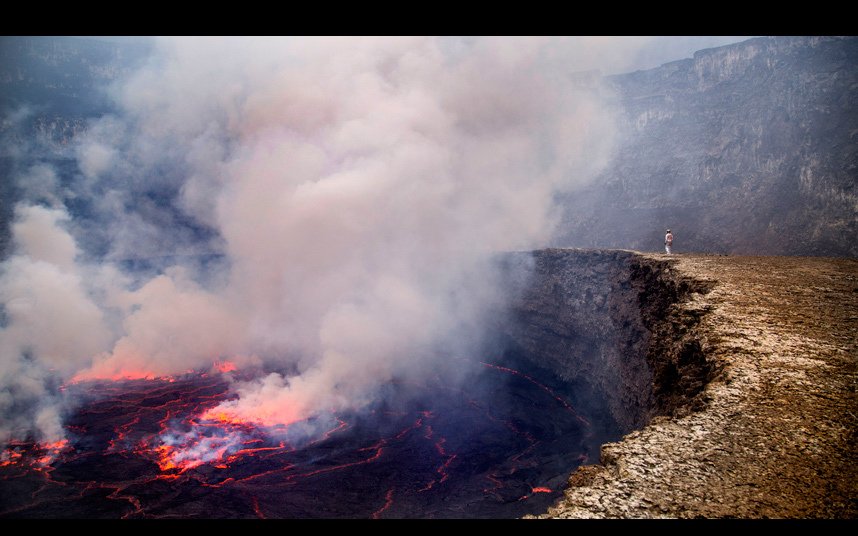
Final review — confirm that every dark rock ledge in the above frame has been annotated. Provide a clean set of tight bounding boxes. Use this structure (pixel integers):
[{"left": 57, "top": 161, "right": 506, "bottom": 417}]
[{"left": 517, "top": 250, "right": 857, "bottom": 518}]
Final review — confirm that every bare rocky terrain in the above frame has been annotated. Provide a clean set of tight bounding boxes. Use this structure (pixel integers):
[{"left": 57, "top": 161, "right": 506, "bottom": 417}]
[
  {"left": 559, "top": 36, "right": 858, "bottom": 257},
  {"left": 535, "top": 253, "right": 858, "bottom": 518}
]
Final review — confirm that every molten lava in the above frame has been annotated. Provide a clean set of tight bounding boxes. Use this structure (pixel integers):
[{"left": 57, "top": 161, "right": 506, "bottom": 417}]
[
  {"left": 213, "top": 361, "right": 237, "bottom": 373},
  {"left": 1, "top": 439, "right": 70, "bottom": 469},
  {"left": 69, "top": 369, "right": 175, "bottom": 384},
  {"left": 480, "top": 361, "right": 591, "bottom": 427},
  {"left": 1, "top": 359, "right": 602, "bottom": 518},
  {"left": 519, "top": 485, "right": 554, "bottom": 501}
]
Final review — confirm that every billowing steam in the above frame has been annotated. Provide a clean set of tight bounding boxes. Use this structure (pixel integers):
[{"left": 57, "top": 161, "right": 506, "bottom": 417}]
[
  {"left": 0, "top": 205, "right": 116, "bottom": 443},
  {"left": 1, "top": 36, "right": 620, "bottom": 443}
]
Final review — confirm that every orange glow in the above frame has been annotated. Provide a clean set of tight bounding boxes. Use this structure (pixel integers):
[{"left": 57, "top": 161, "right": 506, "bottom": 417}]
[
  {"left": 519, "top": 486, "right": 553, "bottom": 501},
  {"left": 1, "top": 439, "right": 69, "bottom": 468},
  {"left": 251, "top": 496, "right": 266, "bottom": 519},
  {"left": 143, "top": 408, "right": 302, "bottom": 475},
  {"left": 199, "top": 405, "right": 303, "bottom": 429},
  {"left": 213, "top": 361, "right": 237, "bottom": 373},
  {"left": 481, "top": 361, "right": 592, "bottom": 428},
  {"left": 201, "top": 409, "right": 253, "bottom": 427},
  {"left": 69, "top": 369, "right": 174, "bottom": 383},
  {"left": 371, "top": 488, "right": 395, "bottom": 519},
  {"left": 153, "top": 441, "right": 230, "bottom": 473},
  {"left": 0, "top": 450, "right": 22, "bottom": 467},
  {"left": 41, "top": 439, "right": 69, "bottom": 451}
]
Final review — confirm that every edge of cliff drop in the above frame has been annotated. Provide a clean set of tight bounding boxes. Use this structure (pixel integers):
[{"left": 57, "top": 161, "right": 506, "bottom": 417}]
[{"left": 533, "top": 251, "right": 858, "bottom": 519}]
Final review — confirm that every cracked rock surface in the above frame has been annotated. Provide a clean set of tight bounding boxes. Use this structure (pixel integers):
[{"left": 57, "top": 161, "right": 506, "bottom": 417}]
[{"left": 535, "top": 253, "right": 858, "bottom": 518}]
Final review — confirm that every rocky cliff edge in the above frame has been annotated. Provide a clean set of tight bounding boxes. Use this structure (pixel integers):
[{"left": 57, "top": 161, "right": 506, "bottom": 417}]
[{"left": 534, "top": 252, "right": 857, "bottom": 518}]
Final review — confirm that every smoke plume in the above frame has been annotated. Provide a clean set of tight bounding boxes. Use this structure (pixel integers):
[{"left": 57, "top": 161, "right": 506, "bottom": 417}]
[{"left": 1, "top": 36, "right": 622, "bottom": 441}]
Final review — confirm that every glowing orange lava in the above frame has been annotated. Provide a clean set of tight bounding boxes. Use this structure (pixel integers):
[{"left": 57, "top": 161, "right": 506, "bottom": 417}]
[
  {"left": 481, "top": 361, "right": 591, "bottom": 428},
  {"left": 149, "top": 416, "right": 264, "bottom": 473},
  {"left": 201, "top": 409, "right": 252, "bottom": 426},
  {"left": 372, "top": 488, "right": 395, "bottom": 519},
  {"left": 143, "top": 401, "right": 306, "bottom": 476},
  {"left": 1, "top": 363, "right": 583, "bottom": 518},
  {"left": 213, "top": 361, "right": 237, "bottom": 373},
  {"left": 0, "top": 450, "right": 22, "bottom": 467},
  {"left": 40, "top": 439, "right": 69, "bottom": 451},
  {"left": 1, "top": 439, "right": 70, "bottom": 468},
  {"left": 518, "top": 485, "right": 554, "bottom": 501},
  {"left": 199, "top": 404, "right": 304, "bottom": 429},
  {"left": 69, "top": 370, "right": 175, "bottom": 384},
  {"left": 251, "top": 496, "right": 266, "bottom": 519}
]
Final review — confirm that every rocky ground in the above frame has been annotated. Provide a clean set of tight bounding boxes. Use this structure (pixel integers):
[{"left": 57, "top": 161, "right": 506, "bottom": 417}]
[{"left": 534, "top": 253, "right": 857, "bottom": 518}]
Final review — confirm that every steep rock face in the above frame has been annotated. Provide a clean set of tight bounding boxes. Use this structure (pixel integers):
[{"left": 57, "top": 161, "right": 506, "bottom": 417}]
[
  {"left": 537, "top": 254, "right": 858, "bottom": 518},
  {"left": 559, "top": 36, "right": 858, "bottom": 257},
  {"left": 497, "top": 249, "right": 714, "bottom": 433}
]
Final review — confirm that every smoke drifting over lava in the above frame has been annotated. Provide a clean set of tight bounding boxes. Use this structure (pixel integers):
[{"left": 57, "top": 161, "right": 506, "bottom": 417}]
[{"left": 0, "top": 37, "right": 621, "bottom": 444}]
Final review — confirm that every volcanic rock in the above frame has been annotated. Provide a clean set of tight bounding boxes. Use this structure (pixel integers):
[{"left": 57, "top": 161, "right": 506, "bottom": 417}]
[
  {"left": 558, "top": 36, "right": 858, "bottom": 257},
  {"left": 532, "top": 251, "right": 858, "bottom": 518}
]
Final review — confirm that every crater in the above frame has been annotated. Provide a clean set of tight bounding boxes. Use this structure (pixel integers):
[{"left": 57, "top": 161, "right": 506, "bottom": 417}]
[
  {"left": 0, "top": 249, "right": 715, "bottom": 518},
  {"left": 496, "top": 248, "right": 716, "bottom": 436}
]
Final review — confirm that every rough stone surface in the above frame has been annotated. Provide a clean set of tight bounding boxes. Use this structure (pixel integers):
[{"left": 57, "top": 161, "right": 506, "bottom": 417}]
[
  {"left": 559, "top": 36, "right": 858, "bottom": 257},
  {"left": 498, "top": 249, "right": 714, "bottom": 434},
  {"left": 534, "top": 252, "right": 858, "bottom": 518}
]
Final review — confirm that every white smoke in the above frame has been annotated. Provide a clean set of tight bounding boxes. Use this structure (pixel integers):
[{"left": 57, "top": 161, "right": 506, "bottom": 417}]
[
  {"left": 16, "top": 164, "right": 63, "bottom": 208},
  {"left": 1, "top": 36, "right": 625, "bottom": 441},
  {"left": 0, "top": 205, "right": 117, "bottom": 443}
]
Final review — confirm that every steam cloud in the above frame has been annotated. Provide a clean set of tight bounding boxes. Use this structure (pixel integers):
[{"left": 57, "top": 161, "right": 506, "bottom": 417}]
[{"left": 1, "top": 36, "right": 621, "bottom": 442}]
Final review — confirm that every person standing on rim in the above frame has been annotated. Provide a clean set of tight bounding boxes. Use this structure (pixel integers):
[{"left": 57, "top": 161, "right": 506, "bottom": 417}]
[{"left": 664, "top": 229, "right": 674, "bottom": 254}]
